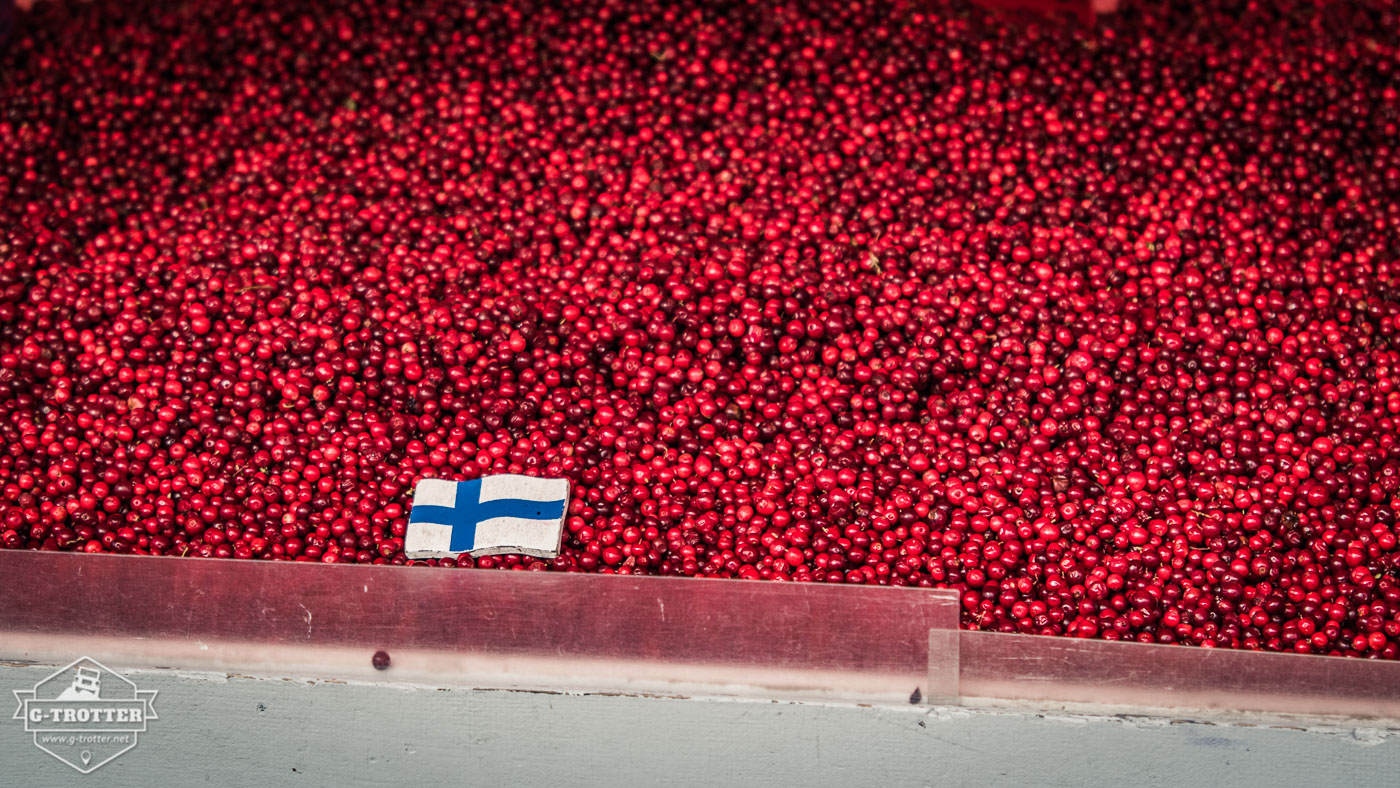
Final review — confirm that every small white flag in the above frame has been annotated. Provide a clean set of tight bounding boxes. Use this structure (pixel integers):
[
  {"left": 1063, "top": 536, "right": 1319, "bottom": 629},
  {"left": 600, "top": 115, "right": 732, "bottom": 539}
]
[{"left": 404, "top": 475, "right": 570, "bottom": 559}]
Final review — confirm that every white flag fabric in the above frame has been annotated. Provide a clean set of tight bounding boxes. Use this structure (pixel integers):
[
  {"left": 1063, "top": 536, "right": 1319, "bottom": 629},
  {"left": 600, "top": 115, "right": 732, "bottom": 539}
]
[{"left": 404, "top": 475, "right": 571, "bottom": 558}]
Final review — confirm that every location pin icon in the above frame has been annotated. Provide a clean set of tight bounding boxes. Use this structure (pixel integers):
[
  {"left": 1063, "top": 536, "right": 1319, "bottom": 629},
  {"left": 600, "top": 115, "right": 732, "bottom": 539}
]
[{"left": 80, "top": 751, "right": 92, "bottom": 766}]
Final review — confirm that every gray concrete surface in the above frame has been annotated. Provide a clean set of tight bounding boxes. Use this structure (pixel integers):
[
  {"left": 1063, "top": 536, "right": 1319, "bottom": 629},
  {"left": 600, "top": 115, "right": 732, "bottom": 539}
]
[{"left": 3, "top": 663, "right": 1397, "bottom": 787}]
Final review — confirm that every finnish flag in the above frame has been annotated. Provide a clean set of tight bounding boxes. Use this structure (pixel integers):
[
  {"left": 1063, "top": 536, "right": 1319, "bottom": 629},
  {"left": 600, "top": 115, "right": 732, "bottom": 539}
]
[{"left": 404, "top": 475, "right": 571, "bottom": 559}]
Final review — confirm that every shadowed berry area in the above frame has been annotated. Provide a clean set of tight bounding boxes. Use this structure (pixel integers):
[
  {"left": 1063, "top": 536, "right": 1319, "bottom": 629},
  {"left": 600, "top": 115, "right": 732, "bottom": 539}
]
[{"left": 2, "top": 0, "right": 1400, "bottom": 657}]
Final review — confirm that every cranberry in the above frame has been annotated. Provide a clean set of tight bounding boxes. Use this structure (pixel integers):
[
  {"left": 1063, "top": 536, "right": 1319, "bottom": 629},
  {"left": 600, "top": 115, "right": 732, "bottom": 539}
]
[{"left": 1, "top": 0, "right": 1399, "bottom": 660}]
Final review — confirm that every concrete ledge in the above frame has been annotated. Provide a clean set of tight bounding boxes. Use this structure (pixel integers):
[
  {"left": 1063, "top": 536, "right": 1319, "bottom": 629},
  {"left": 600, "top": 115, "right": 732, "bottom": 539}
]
[{"left": 2, "top": 664, "right": 1397, "bottom": 786}]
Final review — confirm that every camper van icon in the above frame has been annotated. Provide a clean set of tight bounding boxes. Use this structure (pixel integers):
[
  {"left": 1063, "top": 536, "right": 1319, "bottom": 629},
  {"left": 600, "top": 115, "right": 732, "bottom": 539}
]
[{"left": 54, "top": 666, "right": 103, "bottom": 702}]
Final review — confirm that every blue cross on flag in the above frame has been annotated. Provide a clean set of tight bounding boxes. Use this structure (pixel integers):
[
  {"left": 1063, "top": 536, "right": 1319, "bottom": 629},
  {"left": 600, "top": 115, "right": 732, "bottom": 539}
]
[{"left": 404, "top": 475, "right": 571, "bottom": 558}]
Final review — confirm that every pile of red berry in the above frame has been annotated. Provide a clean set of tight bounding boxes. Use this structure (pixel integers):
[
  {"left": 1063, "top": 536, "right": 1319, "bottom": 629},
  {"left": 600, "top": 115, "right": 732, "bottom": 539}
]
[{"left": 3, "top": 0, "right": 1400, "bottom": 658}]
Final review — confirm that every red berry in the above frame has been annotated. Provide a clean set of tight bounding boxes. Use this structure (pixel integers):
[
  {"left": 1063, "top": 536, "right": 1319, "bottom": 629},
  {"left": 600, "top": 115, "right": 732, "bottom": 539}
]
[{"left": 0, "top": 0, "right": 1398, "bottom": 661}]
